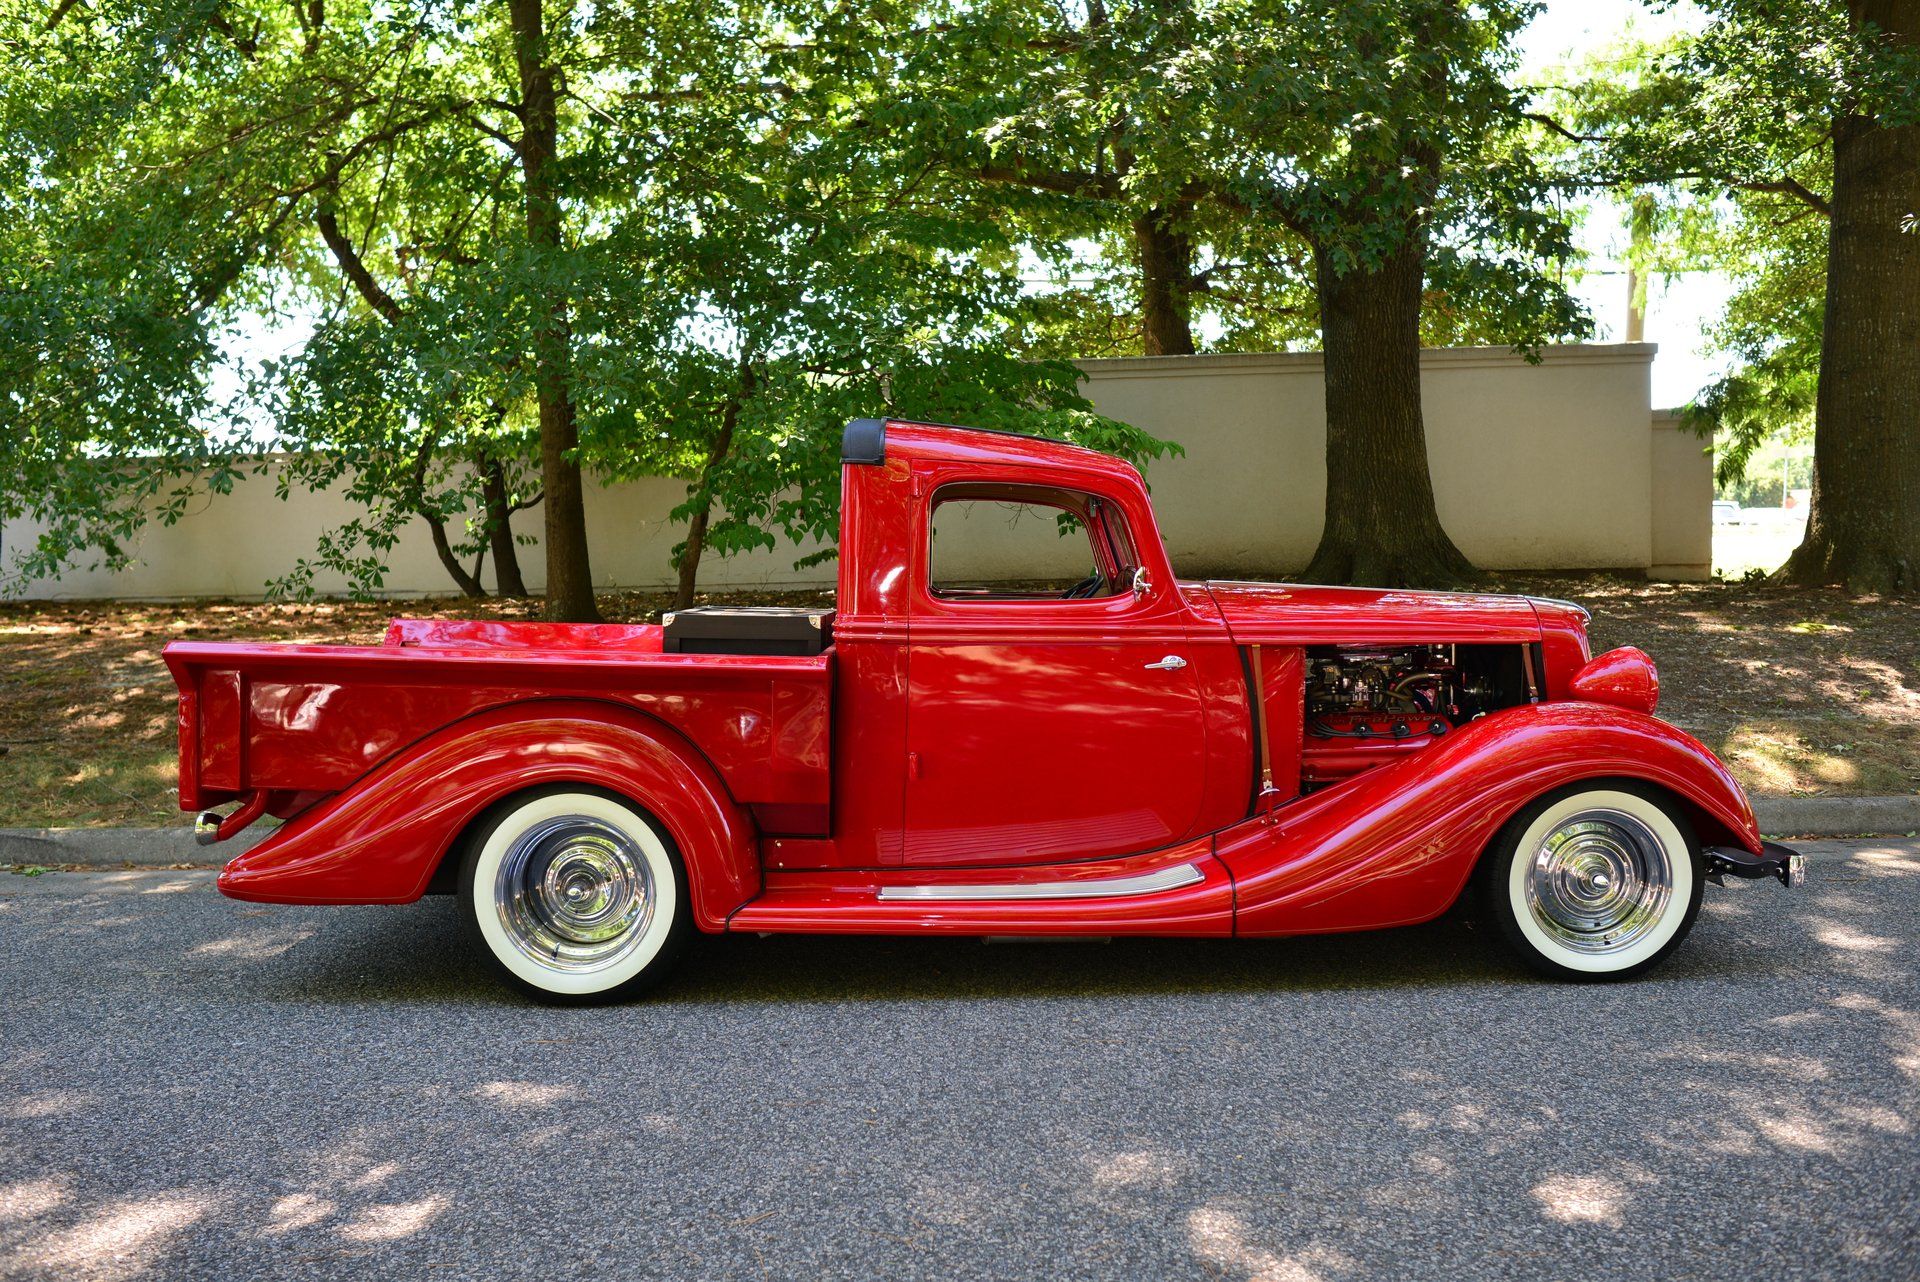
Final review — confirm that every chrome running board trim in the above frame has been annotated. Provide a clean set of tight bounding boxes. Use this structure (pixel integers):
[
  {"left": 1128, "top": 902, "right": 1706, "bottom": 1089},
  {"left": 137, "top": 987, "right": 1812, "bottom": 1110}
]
[{"left": 875, "top": 862, "right": 1205, "bottom": 902}]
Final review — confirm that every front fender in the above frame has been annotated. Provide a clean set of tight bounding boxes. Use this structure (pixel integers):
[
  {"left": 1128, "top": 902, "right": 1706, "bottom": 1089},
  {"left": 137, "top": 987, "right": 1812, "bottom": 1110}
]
[
  {"left": 1222, "top": 701, "right": 1760, "bottom": 937},
  {"left": 216, "top": 699, "right": 758, "bottom": 930}
]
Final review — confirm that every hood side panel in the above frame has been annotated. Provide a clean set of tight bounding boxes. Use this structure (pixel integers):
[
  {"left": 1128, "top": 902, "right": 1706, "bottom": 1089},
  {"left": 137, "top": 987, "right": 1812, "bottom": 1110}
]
[{"left": 1204, "top": 581, "right": 1543, "bottom": 646}]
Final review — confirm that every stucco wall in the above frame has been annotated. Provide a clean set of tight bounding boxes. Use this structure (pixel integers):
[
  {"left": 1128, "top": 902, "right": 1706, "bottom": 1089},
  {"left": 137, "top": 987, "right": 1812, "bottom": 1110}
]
[
  {"left": 1647, "top": 410, "right": 1714, "bottom": 580},
  {"left": 2, "top": 343, "right": 1709, "bottom": 600},
  {"left": 1080, "top": 345, "right": 1668, "bottom": 577}
]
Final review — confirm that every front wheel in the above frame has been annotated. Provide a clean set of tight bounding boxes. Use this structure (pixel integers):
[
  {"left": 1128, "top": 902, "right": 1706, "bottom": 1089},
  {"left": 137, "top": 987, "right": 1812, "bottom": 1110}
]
[
  {"left": 1478, "top": 783, "right": 1703, "bottom": 981},
  {"left": 457, "top": 787, "right": 691, "bottom": 1003}
]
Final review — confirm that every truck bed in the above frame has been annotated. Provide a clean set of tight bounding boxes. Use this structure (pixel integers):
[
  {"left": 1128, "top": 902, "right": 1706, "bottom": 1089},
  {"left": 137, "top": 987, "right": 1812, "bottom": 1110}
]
[{"left": 165, "top": 619, "right": 834, "bottom": 836}]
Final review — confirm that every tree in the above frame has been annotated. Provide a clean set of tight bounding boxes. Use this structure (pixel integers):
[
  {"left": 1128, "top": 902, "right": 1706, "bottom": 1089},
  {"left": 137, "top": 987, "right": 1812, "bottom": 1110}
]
[
  {"left": 1568, "top": 1, "right": 1920, "bottom": 592},
  {"left": 1195, "top": 0, "right": 1585, "bottom": 585},
  {"left": 815, "top": 0, "right": 1347, "bottom": 360},
  {"left": 854, "top": 0, "right": 1584, "bottom": 586},
  {"left": 263, "top": 293, "right": 544, "bottom": 600},
  {"left": 503, "top": 0, "right": 595, "bottom": 618},
  {"left": 1, "top": 2, "right": 248, "bottom": 589},
  {"left": 575, "top": 59, "right": 1181, "bottom": 606},
  {"left": 1792, "top": 0, "right": 1920, "bottom": 591},
  {"left": 7, "top": 0, "right": 765, "bottom": 619}
]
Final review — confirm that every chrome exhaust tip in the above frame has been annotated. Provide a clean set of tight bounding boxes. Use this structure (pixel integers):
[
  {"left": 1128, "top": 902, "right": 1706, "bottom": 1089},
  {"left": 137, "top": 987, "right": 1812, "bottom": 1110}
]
[{"left": 194, "top": 811, "right": 222, "bottom": 846}]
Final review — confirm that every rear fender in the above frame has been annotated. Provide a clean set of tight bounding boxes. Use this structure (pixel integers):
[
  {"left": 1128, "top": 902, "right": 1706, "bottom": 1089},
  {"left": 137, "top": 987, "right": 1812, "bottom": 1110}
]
[
  {"left": 1222, "top": 701, "right": 1760, "bottom": 936},
  {"left": 215, "top": 700, "right": 757, "bottom": 929}
]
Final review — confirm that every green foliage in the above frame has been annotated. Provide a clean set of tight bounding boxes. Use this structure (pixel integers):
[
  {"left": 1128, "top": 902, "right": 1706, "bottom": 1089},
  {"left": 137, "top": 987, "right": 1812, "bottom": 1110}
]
[
  {"left": 829, "top": 0, "right": 1586, "bottom": 356},
  {"left": 3, "top": 0, "right": 1172, "bottom": 597},
  {"left": 1684, "top": 208, "right": 1824, "bottom": 490},
  {"left": 5, "top": 0, "right": 1605, "bottom": 599},
  {"left": 0, "top": 1, "right": 249, "bottom": 588},
  {"left": 580, "top": 119, "right": 1178, "bottom": 575},
  {"left": 1553, "top": 2, "right": 1920, "bottom": 489}
]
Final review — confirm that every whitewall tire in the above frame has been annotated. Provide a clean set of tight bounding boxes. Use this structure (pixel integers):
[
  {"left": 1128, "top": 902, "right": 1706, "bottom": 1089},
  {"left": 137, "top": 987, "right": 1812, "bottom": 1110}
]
[
  {"left": 457, "top": 787, "right": 690, "bottom": 1003},
  {"left": 1479, "top": 783, "right": 1703, "bottom": 980}
]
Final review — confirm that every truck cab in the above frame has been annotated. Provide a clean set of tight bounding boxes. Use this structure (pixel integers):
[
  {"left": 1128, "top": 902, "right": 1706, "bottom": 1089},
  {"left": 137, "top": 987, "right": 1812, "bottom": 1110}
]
[{"left": 811, "top": 417, "right": 1249, "bottom": 871}]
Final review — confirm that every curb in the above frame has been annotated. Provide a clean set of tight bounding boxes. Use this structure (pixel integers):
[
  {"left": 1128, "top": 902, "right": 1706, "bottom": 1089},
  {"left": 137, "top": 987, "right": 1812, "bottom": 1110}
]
[
  {"left": 1752, "top": 796, "right": 1920, "bottom": 838},
  {"left": 0, "top": 827, "right": 266, "bottom": 868},
  {"left": 4, "top": 796, "right": 1918, "bottom": 868}
]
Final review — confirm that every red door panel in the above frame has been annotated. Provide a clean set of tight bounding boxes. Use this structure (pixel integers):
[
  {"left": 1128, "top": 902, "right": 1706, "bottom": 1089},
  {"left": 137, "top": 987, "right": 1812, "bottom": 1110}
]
[{"left": 902, "top": 642, "right": 1211, "bottom": 866}]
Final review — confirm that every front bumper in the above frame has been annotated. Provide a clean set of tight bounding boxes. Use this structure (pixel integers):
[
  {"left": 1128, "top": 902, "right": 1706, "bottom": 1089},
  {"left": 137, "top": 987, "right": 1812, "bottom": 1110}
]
[{"left": 1704, "top": 840, "right": 1806, "bottom": 888}]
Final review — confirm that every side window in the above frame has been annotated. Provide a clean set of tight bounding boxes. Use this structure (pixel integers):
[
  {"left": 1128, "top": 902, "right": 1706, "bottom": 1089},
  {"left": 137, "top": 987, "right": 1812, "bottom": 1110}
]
[{"left": 928, "top": 483, "right": 1129, "bottom": 602}]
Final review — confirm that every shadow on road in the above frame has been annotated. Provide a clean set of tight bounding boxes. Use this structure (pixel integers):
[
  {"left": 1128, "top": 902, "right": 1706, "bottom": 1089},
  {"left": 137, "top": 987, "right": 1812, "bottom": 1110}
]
[{"left": 241, "top": 892, "right": 1789, "bottom": 1008}]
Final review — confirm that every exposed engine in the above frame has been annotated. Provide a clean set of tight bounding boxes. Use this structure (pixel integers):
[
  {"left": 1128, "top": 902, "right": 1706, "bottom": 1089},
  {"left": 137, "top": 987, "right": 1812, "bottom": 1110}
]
[{"left": 1303, "top": 644, "right": 1532, "bottom": 764}]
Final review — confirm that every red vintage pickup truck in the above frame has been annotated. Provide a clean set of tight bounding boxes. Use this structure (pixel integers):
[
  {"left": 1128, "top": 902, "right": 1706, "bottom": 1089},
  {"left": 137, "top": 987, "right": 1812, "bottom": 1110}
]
[{"left": 169, "top": 418, "right": 1800, "bottom": 1000}]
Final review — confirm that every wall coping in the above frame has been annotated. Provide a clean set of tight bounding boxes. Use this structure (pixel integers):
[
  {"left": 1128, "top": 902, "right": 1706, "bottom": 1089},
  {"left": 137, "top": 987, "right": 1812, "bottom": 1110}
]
[{"left": 1076, "top": 343, "right": 1659, "bottom": 380}]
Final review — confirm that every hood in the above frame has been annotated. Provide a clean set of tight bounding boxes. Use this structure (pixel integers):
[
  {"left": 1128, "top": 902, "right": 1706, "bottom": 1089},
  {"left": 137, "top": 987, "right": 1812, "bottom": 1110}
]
[{"left": 1201, "top": 580, "right": 1547, "bottom": 646}]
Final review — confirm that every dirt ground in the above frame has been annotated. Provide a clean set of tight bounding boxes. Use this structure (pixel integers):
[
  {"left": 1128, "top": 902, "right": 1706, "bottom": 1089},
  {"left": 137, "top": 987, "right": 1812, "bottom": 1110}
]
[
  {"left": 1, "top": 577, "right": 1913, "bottom": 829},
  {"left": 1492, "top": 574, "right": 1919, "bottom": 800}
]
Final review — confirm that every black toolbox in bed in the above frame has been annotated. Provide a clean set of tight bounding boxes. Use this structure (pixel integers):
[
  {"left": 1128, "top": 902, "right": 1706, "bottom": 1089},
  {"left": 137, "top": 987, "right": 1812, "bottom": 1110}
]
[{"left": 661, "top": 606, "right": 835, "bottom": 656}]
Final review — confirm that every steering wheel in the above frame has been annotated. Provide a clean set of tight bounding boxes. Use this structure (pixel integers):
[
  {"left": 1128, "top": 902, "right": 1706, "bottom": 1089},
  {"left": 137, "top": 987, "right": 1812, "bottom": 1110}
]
[{"left": 1062, "top": 569, "right": 1105, "bottom": 600}]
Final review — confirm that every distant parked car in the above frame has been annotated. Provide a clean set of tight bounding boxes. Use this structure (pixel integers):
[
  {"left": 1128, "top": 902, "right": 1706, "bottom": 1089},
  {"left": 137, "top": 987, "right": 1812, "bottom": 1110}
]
[{"left": 1712, "top": 501, "right": 1743, "bottom": 525}]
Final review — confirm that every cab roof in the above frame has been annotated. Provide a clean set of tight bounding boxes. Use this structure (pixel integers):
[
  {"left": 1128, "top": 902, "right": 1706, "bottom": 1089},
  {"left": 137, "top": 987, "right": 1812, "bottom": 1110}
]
[{"left": 841, "top": 417, "right": 1142, "bottom": 482}]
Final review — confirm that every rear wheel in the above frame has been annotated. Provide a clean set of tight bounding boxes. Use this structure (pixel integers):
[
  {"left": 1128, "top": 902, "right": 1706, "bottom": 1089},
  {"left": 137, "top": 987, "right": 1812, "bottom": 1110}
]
[
  {"left": 457, "top": 787, "right": 690, "bottom": 1003},
  {"left": 1478, "top": 783, "right": 1702, "bottom": 980}
]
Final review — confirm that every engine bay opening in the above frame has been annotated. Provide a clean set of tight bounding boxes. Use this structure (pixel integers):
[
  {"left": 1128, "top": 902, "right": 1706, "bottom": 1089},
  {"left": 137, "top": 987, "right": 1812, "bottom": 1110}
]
[{"left": 1301, "top": 644, "right": 1536, "bottom": 787}]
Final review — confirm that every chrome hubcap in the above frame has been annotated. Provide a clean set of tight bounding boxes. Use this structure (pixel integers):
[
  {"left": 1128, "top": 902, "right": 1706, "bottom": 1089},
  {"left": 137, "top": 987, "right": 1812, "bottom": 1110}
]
[
  {"left": 495, "top": 816, "right": 654, "bottom": 972},
  {"left": 1525, "top": 809, "right": 1674, "bottom": 955}
]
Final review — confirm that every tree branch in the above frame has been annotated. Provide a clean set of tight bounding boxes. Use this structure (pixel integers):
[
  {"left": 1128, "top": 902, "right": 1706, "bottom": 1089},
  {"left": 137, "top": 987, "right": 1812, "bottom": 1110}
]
[
  {"left": 1522, "top": 112, "right": 1605, "bottom": 144},
  {"left": 297, "top": 0, "right": 324, "bottom": 58},
  {"left": 975, "top": 161, "right": 1121, "bottom": 200},
  {"left": 43, "top": 0, "right": 84, "bottom": 32},
  {"left": 314, "top": 198, "right": 404, "bottom": 322},
  {"left": 458, "top": 110, "right": 521, "bottom": 151},
  {"left": 1723, "top": 176, "right": 1832, "bottom": 217}
]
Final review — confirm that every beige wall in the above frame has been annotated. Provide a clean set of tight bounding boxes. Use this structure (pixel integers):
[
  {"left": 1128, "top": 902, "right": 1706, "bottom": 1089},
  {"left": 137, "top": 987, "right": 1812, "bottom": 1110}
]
[
  {"left": 1081, "top": 345, "right": 1671, "bottom": 576},
  {"left": 2, "top": 343, "right": 1710, "bottom": 600},
  {"left": 1647, "top": 410, "right": 1714, "bottom": 580}
]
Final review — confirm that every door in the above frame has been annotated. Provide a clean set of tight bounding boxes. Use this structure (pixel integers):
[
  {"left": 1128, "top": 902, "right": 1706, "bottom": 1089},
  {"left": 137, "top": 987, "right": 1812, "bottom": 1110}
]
[{"left": 901, "top": 482, "right": 1211, "bottom": 867}]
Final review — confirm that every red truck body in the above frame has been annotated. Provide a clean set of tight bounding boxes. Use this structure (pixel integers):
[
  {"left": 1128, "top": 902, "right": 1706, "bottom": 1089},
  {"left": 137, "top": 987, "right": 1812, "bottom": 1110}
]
[{"left": 167, "top": 419, "right": 1791, "bottom": 993}]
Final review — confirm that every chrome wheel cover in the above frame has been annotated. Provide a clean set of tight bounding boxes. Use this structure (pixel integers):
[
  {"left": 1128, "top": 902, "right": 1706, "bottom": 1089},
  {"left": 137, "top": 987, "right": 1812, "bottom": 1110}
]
[
  {"left": 1524, "top": 808, "right": 1674, "bottom": 956},
  {"left": 493, "top": 815, "right": 655, "bottom": 972}
]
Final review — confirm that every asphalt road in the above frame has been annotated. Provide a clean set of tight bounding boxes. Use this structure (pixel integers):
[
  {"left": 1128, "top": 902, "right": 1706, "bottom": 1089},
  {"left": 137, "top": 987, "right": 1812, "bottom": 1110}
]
[{"left": 2, "top": 842, "right": 1916, "bottom": 1281}]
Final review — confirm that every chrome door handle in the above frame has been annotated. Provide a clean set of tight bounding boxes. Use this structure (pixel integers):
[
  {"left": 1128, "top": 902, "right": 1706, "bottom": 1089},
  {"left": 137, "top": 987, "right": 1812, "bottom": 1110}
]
[{"left": 1145, "top": 655, "right": 1187, "bottom": 671}]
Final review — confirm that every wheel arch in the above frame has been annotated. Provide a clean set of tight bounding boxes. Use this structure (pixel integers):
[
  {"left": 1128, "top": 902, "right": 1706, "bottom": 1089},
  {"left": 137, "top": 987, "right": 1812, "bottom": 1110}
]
[
  {"left": 1223, "top": 701, "right": 1761, "bottom": 936},
  {"left": 216, "top": 699, "right": 758, "bottom": 929},
  {"left": 425, "top": 778, "right": 689, "bottom": 896},
  {"left": 1463, "top": 771, "right": 1738, "bottom": 889}
]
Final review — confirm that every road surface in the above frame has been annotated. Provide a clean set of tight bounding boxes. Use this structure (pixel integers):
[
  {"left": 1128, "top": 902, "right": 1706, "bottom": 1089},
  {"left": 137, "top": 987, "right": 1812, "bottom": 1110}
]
[{"left": 2, "top": 841, "right": 1916, "bottom": 1280}]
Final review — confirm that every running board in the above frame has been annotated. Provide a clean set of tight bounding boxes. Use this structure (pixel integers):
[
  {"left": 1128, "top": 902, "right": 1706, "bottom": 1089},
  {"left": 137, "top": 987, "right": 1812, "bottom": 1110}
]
[
  {"left": 727, "top": 852, "right": 1233, "bottom": 936},
  {"left": 876, "top": 862, "right": 1204, "bottom": 902}
]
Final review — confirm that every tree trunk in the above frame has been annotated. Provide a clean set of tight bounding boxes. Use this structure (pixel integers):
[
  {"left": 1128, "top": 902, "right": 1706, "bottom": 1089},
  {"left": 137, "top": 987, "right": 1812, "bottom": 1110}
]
[
  {"left": 672, "top": 369, "right": 751, "bottom": 610},
  {"left": 1132, "top": 208, "right": 1197, "bottom": 356},
  {"left": 1779, "top": 4, "right": 1920, "bottom": 593},
  {"left": 672, "top": 497, "right": 714, "bottom": 613},
  {"left": 479, "top": 455, "right": 530, "bottom": 597},
  {"left": 423, "top": 512, "right": 487, "bottom": 598},
  {"left": 1300, "top": 235, "right": 1477, "bottom": 587},
  {"left": 508, "top": 0, "right": 599, "bottom": 622}
]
